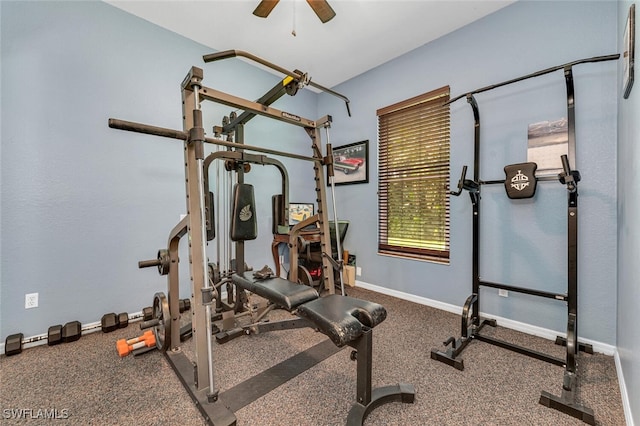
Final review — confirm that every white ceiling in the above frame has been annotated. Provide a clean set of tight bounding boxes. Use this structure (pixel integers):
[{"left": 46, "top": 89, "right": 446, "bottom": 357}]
[{"left": 106, "top": 0, "right": 514, "bottom": 88}]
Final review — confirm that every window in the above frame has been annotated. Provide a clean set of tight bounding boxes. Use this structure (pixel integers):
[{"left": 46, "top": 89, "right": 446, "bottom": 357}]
[{"left": 377, "top": 86, "right": 450, "bottom": 263}]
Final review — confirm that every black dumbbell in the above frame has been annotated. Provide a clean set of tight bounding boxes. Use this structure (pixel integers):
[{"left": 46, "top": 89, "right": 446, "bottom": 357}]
[
  {"left": 117, "top": 313, "right": 129, "bottom": 329},
  {"left": 4, "top": 333, "right": 24, "bottom": 356},
  {"left": 61, "top": 321, "right": 82, "bottom": 343},
  {"left": 48, "top": 325, "right": 63, "bottom": 345},
  {"left": 142, "top": 306, "right": 153, "bottom": 321},
  {"left": 100, "top": 312, "right": 129, "bottom": 332},
  {"left": 101, "top": 313, "right": 118, "bottom": 333}
]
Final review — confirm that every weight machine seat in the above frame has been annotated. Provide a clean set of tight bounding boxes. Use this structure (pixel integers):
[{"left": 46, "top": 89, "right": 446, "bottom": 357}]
[
  {"left": 297, "top": 295, "right": 387, "bottom": 347},
  {"left": 232, "top": 272, "right": 319, "bottom": 311},
  {"left": 231, "top": 272, "right": 413, "bottom": 423},
  {"left": 232, "top": 271, "right": 387, "bottom": 348}
]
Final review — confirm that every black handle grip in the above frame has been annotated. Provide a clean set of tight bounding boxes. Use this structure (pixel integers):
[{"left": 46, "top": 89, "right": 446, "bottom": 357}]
[
  {"left": 451, "top": 165, "right": 468, "bottom": 196},
  {"left": 559, "top": 154, "right": 580, "bottom": 192},
  {"left": 203, "top": 50, "right": 238, "bottom": 63},
  {"left": 561, "top": 154, "right": 571, "bottom": 175}
]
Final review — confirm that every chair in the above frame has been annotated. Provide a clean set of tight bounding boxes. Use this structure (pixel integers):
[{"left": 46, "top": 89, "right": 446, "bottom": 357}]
[{"left": 298, "top": 220, "right": 349, "bottom": 287}]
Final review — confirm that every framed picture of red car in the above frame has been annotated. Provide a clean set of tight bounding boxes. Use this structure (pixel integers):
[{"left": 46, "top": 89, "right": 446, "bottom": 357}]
[{"left": 328, "top": 140, "right": 369, "bottom": 186}]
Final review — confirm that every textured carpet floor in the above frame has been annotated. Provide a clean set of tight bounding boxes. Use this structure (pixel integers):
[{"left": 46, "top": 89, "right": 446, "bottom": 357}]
[{"left": 0, "top": 287, "right": 625, "bottom": 425}]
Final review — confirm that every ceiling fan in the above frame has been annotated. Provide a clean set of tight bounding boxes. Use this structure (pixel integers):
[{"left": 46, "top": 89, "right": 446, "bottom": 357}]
[{"left": 253, "top": 0, "right": 336, "bottom": 24}]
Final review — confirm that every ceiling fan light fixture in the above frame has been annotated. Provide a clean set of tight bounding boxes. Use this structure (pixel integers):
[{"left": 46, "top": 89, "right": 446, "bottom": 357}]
[
  {"left": 252, "top": 0, "right": 335, "bottom": 23},
  {"left": 253, "top": 0, "right": 279, "bottom": 18},
  {"left": 306, "top": 0, "right": 335, "bottom": 23}
]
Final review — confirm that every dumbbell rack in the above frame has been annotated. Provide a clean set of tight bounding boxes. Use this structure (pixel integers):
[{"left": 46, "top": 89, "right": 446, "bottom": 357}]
[{"left": 430, "top": 54, "right": 619, "bottom": 425}]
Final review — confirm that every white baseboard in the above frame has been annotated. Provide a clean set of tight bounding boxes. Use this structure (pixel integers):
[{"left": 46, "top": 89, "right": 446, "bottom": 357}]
[
  {"left": 356, "top": 280, "right": 633, "bottom": 421},
  {"left": 4, "top": 285, "right": 633, "bottom": 425},
  {"left": 615, "top": 351, "right": 635, "bottom": 426},
  {"left": 356, "top": 280, "right": 616, "bottom": 355}
]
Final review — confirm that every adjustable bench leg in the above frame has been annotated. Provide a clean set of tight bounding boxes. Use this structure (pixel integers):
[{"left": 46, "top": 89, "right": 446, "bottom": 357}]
[
  {"left": 346, "top": 328, "right": 415, "bottom": 426},
  {"left": 355, "top": 327, "right": 373, "bottom": 406}
]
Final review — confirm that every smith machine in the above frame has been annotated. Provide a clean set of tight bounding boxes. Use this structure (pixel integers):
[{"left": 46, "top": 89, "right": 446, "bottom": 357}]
[
  {"left": 430, "top": 54, "right": 619, "bottom": 424},
  {"left": 109, "top": 51, "right": 414, "bottom": 425}
]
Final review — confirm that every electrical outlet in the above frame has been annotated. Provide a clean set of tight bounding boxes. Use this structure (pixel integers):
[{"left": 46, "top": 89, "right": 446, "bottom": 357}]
[
  {"left": 498, "top": 289, "right": 509, "bottom": 298},
  {"left": 25, "top": 293, "right": 39, "bottom": 309},
  {"left": 356, "top": 267, "right": 362, "bottom": 276}
]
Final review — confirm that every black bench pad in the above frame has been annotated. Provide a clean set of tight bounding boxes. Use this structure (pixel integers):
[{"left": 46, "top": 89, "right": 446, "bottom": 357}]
[
  {"left": 232, "top": 272, "right": 319, "bottom": 311},
  {"left": 297, "top": 295, "right": 387, "bottom": 347}
]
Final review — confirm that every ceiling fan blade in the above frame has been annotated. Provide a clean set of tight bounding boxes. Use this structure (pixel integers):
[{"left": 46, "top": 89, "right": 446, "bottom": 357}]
[
  {"left": 306, "top": 0, "right": 336, "bottom": 23},
  {"left": 253, "top": 0, "right": 280, "bottom": 18}
]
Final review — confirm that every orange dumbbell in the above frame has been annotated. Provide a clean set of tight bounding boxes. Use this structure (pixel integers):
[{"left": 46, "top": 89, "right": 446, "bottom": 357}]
[
  {"left": 119, "top": 330, "right": 153, "bottom": 346},
  {"left": 116, "top": 331, "right": 156, "bottom": 357},
  {"left": 116, "top": 330, "right": 152, "bottom": 352}
]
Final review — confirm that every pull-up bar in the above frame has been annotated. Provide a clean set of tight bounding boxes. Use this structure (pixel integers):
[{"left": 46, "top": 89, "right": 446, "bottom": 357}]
[
  {"left": 445, "top": 54, "right": 620, "bottom": 105},
  {"left": 108, "top": 118, "right": 319, "bottom": 163},
  {"left": 432, "top": 52, "right": 619, "bottom": 425},
  {"left": 203, "top": 49, "right": 352, "bottom": 117}
]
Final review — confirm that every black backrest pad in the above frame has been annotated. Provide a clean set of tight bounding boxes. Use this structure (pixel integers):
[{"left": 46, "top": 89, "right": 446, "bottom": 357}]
[
  {"left": 231, "top": 272, "right": 318, "bottom": 311},
  {"left": 206, "top": 191, "right": 215, "bottom": 241},
  {"left": 504, "top": 162, "right": 537, "bottom": 199},
  {"left": 231, "top": 183, "right": 257, "bottom": 241},
  {"left": 272, "top": 194, "right": 285, "bottom": 234},
  {"left": 297, "top": 295, "right": 387, "bottom": 347}
]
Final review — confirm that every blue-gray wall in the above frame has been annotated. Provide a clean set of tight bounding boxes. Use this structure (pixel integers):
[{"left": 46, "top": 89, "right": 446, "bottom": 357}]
[
  {"left": 319, "top": 1, "right": 618, "bottom": 344},
  {"left": 0, "top": 0, "right": 317, "bottom": 339},
  {"left": 2, "top": 1, "right": 637, "bottom": 423},
  {"left": 617, "top": 1, "right": 639, "bottom": 423}
]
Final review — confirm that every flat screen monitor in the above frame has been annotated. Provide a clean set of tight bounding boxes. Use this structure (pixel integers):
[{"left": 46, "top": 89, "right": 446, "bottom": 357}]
[{"left": 289, "top": 203, "right": 314, "bottom": 226}]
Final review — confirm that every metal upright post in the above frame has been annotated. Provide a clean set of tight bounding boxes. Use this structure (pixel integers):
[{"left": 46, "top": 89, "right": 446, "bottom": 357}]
[
  {"left": 167, "top": 218, "right": 188, "bottom": 350},
  {"left": 564, "top": 66, "right": 579, "bottom": 368},
  {"left": 234, "top": 123, "right": 246, "bottom": 276},
  {"left": 468, "top": 94, "right": 481, "bottom": 327},
  {"left": 181, "top": 66, "right": 213, "bottom": 391},
  {"left": 307, "top": 117, "right": 335, "bottom": 294}
]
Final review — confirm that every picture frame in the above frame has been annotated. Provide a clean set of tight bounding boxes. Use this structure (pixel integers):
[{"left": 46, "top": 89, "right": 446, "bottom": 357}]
[
  {"left": 288, "top": 202, "right": 314, "bottom": 226},
  {"left": 623, "top": 3, "right": 635, "bottom": 99},
  {"left": 527, "top": 117, "right": 568, "bottom": 177},
  {"left": 328, "top": 140, "right": 369, "bottom": 186}
]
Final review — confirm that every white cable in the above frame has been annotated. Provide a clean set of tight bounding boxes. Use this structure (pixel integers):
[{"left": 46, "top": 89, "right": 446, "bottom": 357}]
[
  {"left": 291, "top": 0, "right": 297, "bottom": 36},
  {"left": 325, "top": 126, "right": 345, "bottom": 296}
]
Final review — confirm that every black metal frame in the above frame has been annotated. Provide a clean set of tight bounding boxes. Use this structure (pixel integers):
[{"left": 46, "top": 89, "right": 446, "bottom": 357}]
[
  {"left": 346, "top": 328, "right": 415, "bottom": 425},
  {"left": 430, "top": 54, "right": 619, "bottom": 425}
]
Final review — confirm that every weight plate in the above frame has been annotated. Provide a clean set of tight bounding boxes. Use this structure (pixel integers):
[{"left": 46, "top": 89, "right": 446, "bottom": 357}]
[
  {"left": 208, "top": 263, "right": 221, "bottom": 285},
  {"left": 152, "top": 292, "right": 171, "bottom": 351},
  {"left": 289, "top": 265, "right": 314, "bottom": 287},
  {"left": 157, "top": 249, "right": 170, "bottom": 276}
]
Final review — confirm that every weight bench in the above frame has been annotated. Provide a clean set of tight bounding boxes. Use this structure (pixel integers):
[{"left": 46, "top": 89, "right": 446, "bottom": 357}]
[{"left": 231, "top": 271, "right": 415, "bottom": 425}]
